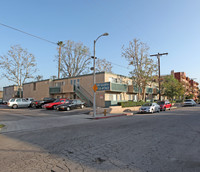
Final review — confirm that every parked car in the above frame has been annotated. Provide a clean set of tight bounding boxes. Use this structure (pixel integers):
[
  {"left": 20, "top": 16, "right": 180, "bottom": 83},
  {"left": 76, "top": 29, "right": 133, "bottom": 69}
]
[
  {"left": 139, "top": 102, "right": 160, "bottom": 114},
  {"left": 0, "top": 99, "right": 4, "bottom": 104},
  {"left": 56, "top": 99, "right": 85, "bottom": 111},
  {"left": 183, "top": 99, "right": 196, "bottom": 106},
  {"left": 43, "top": 99, "right": 69, "bottom": 110},
  {"left": 7, "top": 98, "right": 32, "bottom": 109},
  {"left": 31, "top": 97, "right": 56, "bottom": 108},
  {"left": 157, "top": 100, "right": 172, "bottom": 111}
]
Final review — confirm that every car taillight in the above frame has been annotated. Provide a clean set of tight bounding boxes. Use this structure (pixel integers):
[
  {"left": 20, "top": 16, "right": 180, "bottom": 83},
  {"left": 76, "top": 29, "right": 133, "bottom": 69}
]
[{"left": 36, "top": 102, "right": 38, "bottom": 104}]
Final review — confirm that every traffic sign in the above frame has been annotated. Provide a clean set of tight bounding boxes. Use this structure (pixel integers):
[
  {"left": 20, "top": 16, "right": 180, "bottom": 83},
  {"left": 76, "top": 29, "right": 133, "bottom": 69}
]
[{"left": 93, "top": 84, "right": 98, "bottom": 92}]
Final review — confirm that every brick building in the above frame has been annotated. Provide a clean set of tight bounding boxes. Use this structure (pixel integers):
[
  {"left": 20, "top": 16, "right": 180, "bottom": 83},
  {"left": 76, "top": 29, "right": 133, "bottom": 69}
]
[{"left": 171, "top": 70, "right": 199, "bottom": 100}]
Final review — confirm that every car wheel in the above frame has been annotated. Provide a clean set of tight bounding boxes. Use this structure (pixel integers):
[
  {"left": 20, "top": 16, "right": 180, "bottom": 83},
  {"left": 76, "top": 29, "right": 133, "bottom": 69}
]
[
  {"left": 164, "top": 107, "right": 166, "bottom": 111},
  {"left": 151, "top": 109, "right": 154, "bottom": 113},
  {"left": 66, "top": 107, "right": 70, "bottom": 111},
  {"left": 12, "top": 104, "right": 18, "bottom": 109},
  {"left": 53, "top": 106, "right": 57, "bottom": 110},
  {"left": 80, "top": 104, "right": 84, "bottom": 109},
  {"left": 31, "top": 104, "right": 36, "bottom": 108}
]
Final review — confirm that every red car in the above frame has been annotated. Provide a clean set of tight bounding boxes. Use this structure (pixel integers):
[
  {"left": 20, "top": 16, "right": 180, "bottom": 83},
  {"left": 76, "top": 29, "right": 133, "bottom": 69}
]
[
  {"left": 43, "top": 99, "right": 69, "bottom": 110},
  {"left": 157, "top": 100, "right": 172, "bottom": 111}
]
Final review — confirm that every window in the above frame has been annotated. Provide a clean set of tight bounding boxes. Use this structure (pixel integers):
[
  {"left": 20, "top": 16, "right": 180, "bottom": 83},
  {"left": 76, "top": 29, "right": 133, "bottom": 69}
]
[
  {"left": 61, "top": 100, "right": 65, "bottom": 103},
  {"left": 22, "top": 99, "right": 27, "bottom": 102},
  {"left": 33, "top": 83, "right": 36, "bottom": 90},
  {"left": 128, "top": 80, "right": 132, "bottom": 85},
  {"left": 113, "top": 94, "right": 117, "bottom": 101},
  {"left": 16, "top": 99, "right": 21, "bottom": 102}
]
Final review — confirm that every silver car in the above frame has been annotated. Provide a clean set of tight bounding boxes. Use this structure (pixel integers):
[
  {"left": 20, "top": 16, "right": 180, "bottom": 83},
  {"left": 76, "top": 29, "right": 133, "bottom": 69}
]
[
  {"left": 139, "top": 102, "right": 160, "bottom": 113},
  {"left": 7, "top": 98, "right": 31, "bottom": 109},
  {"left": 183, "top": 99, "right": 196, "bottom": 106}
]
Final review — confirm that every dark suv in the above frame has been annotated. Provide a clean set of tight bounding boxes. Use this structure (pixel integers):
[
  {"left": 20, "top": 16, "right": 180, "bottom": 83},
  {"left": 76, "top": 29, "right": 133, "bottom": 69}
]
[
  {"left": 31, "top": 97, "right": 56, "bottom": 108},
  {"left": 157, "top": 100, "right": 172, "bottom": 111}
]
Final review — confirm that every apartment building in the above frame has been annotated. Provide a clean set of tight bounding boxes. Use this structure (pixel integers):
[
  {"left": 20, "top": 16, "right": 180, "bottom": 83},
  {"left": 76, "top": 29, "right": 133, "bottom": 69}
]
[
  {"left": 171, "top": 70, "right": 199, "bottom": 100},
  {"left": 22, "top": 72, "right": 158, "bottom": 107}
]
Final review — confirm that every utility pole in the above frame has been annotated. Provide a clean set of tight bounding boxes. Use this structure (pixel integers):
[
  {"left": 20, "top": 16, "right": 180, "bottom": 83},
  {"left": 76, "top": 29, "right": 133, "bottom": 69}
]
[
  {"left": 150, "top": 53, "right": 168, "bottom": 101},
  {"left": 57, "top": 41, "right": 63, "bottom": 79}
]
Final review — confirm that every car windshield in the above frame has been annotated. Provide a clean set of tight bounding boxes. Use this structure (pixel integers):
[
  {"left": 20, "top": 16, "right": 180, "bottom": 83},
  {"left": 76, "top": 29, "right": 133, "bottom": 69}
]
[
  {"left": 185, "top": 100, "right": 192, "bottom": 102},
  {"left": 54, "top": 99, "right": 61, "bottom": 103},
  {"left": 157, "top": 101, "right": 165, "bottom": 105},
  {"left": 142, "top": 103, "right": 152, "bottom": 106},
  {"left": 66, "top": 100, "right": 73, "bottom": 104}
]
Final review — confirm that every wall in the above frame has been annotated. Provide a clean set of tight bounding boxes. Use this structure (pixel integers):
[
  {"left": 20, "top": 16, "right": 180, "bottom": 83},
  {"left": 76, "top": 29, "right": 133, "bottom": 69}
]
[
  {"left": 23, "top": 80, "right": 50, "bottom": 100},
  {"left": 3, "top": 85, "right": 18, "bottom": 101}
]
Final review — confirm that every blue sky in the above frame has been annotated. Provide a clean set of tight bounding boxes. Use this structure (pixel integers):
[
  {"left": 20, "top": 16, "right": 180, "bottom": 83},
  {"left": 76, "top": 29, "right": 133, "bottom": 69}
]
[{"left": 0, "top": 0, "right": 200, "bottom": 90}]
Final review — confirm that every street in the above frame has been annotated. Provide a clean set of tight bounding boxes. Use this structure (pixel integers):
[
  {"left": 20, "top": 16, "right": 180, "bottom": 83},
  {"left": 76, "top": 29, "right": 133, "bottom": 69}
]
[{"left": 0, "top": 106, "right": 200, "bottom": 172}]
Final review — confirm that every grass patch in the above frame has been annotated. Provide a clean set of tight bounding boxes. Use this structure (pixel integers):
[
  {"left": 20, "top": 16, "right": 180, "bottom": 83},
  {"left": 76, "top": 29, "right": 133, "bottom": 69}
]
[{"left": 0, "top": 124, "right": 5, "bottom": 128}]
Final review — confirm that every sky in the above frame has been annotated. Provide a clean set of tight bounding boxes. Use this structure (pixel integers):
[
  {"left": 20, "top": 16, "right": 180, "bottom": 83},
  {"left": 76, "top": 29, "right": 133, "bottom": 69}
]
[{"left": 0, "top": 0, "right": 200, "bottom": 90}]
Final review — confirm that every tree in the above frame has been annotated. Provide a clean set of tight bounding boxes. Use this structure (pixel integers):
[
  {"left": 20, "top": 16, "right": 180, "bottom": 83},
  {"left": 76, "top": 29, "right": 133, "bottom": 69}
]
[
  {"left": 122, "top": 39, "right": 157, "bottom": 101},
  {"left": 56, "top": 40, "right": 91, "bottom": 77},
  {"left": 0, "top": 45, "right": 37, "bottom": 97},
  {"left": 96, "top": 58, "right": 112, "bottom": 73},
  {"left": 162, "top": 75, "right": 184, "bottom": 102},
  {"left": 35, "top": 75, "right": 43, "bottom": 81}
]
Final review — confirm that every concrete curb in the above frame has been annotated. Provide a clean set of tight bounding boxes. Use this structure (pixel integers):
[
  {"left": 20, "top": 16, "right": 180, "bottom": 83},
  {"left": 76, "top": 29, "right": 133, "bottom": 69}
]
[{"left": 92, "top": 113, "right": 134, "bottom": 120}]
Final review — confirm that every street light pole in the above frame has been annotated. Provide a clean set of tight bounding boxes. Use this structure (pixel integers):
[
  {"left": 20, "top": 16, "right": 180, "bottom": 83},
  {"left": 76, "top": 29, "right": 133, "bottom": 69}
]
[
  {"left": 93, "top": 33, "right": 109, "bottom": 118},
  {"left": 57, "top": 41, "right": 63, "bottom": 79},
  {"left": 150, "top": 53, "right": 168, "bottom": 101}
]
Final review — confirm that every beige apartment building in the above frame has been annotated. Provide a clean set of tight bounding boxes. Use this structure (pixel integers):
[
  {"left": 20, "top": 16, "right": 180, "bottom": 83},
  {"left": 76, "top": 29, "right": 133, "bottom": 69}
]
[{"left": 23, "top": 72, "right": 159, "bottom": 107}]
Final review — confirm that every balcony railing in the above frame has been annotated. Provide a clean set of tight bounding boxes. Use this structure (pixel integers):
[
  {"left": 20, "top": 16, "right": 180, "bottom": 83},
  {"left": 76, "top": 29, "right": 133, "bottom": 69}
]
[
  {"left": 146, "top": 87, "right": 153, "bottom": 94},
  {"left": 110, "top": 82, "right": 128, "bottom": 92},
  {"left": 49, "top": 87, "right": 61, "bottom": 94},
  {"left": 128, "top": 85, "right": 142, "bottom": 93}
]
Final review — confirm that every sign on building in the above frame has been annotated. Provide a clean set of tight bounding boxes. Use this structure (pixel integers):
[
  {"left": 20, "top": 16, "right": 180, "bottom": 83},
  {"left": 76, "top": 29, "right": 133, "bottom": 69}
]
[{"left": 96, "top": 82, "right": 110, "bottom": 91}]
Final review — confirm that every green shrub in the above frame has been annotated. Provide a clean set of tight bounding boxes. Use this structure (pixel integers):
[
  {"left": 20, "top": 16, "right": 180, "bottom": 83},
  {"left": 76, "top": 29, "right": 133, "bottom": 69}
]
[{"left": 121, "top": 101, "right": 145, "bottom": 107}]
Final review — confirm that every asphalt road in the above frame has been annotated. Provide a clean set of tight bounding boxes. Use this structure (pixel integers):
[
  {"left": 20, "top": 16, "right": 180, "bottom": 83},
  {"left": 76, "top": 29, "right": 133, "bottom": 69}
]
[{"left": 0, "top": 105, "right": 200, "bottom": 172}]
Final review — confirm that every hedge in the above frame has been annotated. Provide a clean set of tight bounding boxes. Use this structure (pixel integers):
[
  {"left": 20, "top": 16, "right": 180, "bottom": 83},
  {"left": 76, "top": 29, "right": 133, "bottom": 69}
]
[{"left": 119, "top": 101, "right": 145, "bottom": 107}]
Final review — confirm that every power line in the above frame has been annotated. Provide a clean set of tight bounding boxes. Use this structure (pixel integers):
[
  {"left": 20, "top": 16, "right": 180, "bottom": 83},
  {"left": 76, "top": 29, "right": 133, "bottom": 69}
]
[
  {"left": 0, "top": 22, "right": 57, "bottom": 45},
  {"left": 0, "top": 22, "right": 129, "bottom": 70}
]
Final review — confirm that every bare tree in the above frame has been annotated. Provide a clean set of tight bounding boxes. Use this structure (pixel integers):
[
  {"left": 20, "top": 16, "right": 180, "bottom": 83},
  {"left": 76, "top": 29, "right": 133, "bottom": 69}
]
[
  {"left": 96, "top": 58, "right": 112, "bottom": 73},
  {"left": 122, "top": 39, "right": 157, "bottom": 101},
  {"left": 0, "top": 45, "right": 37, "bottom": 97},
  {"left": 35, "top": 75, "right": 43, "bottom": 81},
  {"left": 56, "top": 40, "right": 91, "bottom": 77}
]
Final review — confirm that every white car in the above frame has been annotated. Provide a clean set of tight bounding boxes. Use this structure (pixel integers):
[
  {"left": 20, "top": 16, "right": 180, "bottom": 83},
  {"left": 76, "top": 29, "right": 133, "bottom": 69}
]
[
  {"left": 183, "top": 99, "right": 196, "bottom": 106},
  {"left": 139, "top": 102, "right": 160, "bottom": 113},
  {"left": 7, "top": 98, "right": 32, "bottom": 109}
]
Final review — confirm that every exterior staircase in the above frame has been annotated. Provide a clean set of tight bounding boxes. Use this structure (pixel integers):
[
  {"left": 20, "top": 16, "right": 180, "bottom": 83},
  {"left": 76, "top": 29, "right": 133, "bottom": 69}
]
[{"left": 74, "top": 85, "right": 93, "bottom": 107}]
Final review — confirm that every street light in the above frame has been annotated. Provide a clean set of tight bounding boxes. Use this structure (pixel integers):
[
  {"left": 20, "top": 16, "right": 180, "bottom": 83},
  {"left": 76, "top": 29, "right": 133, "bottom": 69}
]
[
  {"left": 92, "top": 33, "right": 109, "bottom": 118},
  {"left": 150, "top": 52, "right": 168, "bottom": 101},
  {"left": 57, "top": 41, "right": 64, "bottom": 79}
]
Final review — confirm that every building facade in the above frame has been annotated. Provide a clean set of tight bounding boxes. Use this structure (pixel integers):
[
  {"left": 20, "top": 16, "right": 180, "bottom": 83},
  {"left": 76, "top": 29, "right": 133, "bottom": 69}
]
[
  {"left": 22, "top": 72, "right": 159, "bottom": 107},
  {"left": 3, "top": 85, "right": 20, "bottom": 101},
  {"left": 171, "top": 70, "right": 199, "bottom": 100}
]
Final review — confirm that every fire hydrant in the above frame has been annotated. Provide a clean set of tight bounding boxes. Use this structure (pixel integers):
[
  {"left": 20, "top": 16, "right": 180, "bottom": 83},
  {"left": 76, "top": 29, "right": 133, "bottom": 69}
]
[{"left": 104, "top": 109, "right": 107, "bottom": 116}]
